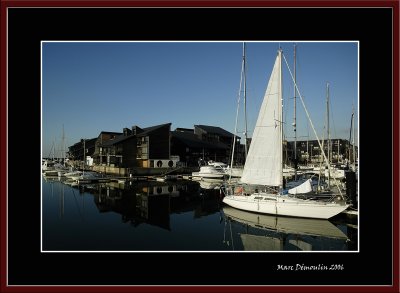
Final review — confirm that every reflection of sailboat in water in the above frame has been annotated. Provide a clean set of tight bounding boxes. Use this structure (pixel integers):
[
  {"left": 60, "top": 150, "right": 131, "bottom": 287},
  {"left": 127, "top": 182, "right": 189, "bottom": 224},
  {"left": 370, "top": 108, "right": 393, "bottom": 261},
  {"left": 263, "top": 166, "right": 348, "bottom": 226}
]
[
  {"left": 198, "top": 178, "right": 224, "bottom": 190},
  {"left": 222, "top": 206, "right": 348, "bottom": 251}
]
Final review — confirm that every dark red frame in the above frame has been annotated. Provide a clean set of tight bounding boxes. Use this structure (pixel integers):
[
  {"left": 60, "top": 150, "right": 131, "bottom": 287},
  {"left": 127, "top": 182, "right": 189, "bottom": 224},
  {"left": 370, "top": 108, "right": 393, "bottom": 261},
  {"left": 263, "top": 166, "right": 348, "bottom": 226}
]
[{"left": 1, "top": 1, "right": 398, "bottom": 292}]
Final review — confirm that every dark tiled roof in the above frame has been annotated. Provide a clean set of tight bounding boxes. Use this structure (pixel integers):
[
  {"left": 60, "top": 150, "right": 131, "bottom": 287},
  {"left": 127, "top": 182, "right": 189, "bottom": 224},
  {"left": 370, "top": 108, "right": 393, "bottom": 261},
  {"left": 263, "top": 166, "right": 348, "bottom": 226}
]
[
  {"left": 175, "top": 127, "right": 194, "bottom": 133},
  {"left": 101, "top": 134, "right": 136, "bottom": 146},
  {"left": 99, "top": 131, "right": 123, "bottom": 136},
  {"left": 137, "top": 123, "right": 172, "bottom": 137},
  {"left": 171, "top": 131, "right": 228, "bottom": 149},
  {"left": 195, "top": 125, "right": 234, "bottom": 137},
  {"left": 101, "top": 123, "right": 171, "bottom": 147}
]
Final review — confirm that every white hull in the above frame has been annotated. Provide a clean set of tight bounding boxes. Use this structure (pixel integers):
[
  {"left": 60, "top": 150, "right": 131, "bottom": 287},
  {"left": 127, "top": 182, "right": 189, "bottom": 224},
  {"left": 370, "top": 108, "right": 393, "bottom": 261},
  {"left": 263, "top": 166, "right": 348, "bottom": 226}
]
[
  {"left": 325, "top": 169, "right": 346, "bottom": 179},
  {"left": 191, "top": 172, "right": 225, "bottom": 179},
  {"left": 64, "top": 170, "right": 83, "bottom": 178},
  {"left": 191, "top": 166, "right": 226, "bottom": 179},
  {"left": 225, "top": 167, "right": 243, "bottom": 178},
  {"left": 207, "top": 161, "right": 243, "bottom": 178},
  {"left": 223, "top": 193, "right": 350, "bottom": 219},
  {"left": 199, "top": 180, "right": 223, "bottom": 190},
  {"left": 43, "top": 170, "right": 59, "bottom": 176},
  {"left": 223, "top": 206, "right": 347, "bottom": 239},
  {"left": 68, "top": 171, "right": 102, "bottom": 182}
]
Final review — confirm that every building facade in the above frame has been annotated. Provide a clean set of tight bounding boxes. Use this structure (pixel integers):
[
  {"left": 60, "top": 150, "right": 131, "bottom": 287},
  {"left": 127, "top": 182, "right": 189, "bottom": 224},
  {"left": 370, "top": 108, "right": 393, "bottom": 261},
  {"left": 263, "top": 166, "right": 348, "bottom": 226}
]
[{"left": 286, "top": 138, "right": 358, "bottom": 165}]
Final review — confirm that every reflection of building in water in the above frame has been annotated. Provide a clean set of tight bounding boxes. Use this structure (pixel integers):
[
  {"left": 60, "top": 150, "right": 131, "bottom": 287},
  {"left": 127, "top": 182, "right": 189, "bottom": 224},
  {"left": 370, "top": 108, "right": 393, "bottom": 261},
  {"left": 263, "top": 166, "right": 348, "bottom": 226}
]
[
  {"left": 84, "top": 181, "right": 221, "bottom": 231},
  {"left": 169, "top": 182, "right": 221, "bottom": 219},
  {"left": 222, "top": 206, "right": 349, "bottom": 251}
]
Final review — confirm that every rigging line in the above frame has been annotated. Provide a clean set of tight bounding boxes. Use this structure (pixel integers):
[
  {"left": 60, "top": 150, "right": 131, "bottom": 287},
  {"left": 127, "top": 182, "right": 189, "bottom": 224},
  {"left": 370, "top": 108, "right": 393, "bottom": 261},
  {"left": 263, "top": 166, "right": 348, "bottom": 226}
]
[{"left": 282, "top": 52, "right": 343, "bottom": 199}]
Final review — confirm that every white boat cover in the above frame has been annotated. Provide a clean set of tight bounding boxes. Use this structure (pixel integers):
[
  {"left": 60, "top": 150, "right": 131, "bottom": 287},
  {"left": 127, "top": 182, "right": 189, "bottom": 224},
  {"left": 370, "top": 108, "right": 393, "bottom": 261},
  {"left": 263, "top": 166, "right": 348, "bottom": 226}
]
[{"left": 288, "top": 178, "right": 313, "bottom": 195}]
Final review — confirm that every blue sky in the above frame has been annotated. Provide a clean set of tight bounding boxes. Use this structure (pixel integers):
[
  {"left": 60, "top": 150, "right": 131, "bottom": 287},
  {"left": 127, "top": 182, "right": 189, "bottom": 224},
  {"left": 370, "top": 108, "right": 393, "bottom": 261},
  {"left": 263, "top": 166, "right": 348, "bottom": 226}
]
[{"left": 41, "top": 41, "right": 358, "bottom": 158}]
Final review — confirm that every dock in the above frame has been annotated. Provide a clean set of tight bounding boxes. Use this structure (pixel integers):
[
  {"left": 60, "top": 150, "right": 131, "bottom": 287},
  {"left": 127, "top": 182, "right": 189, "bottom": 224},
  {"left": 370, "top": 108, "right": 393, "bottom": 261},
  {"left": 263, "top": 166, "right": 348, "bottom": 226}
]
[{"left": 74, "top": 174, "right": 194, "bottom": 185}]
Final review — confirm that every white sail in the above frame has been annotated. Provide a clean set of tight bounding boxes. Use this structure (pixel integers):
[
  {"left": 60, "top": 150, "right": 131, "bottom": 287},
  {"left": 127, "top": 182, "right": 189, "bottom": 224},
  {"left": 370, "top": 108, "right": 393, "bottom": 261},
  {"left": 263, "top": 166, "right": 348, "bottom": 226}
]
[{"left": 240, "top": 50, "right": 283, "bottom": 186}]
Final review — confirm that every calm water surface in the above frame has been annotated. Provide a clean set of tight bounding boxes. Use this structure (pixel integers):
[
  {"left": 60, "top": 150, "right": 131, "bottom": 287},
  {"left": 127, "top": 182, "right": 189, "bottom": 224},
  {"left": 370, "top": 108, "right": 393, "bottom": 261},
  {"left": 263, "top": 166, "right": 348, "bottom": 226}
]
[{"left": 42, "top": 177, "right": 357, "bottom": 251}]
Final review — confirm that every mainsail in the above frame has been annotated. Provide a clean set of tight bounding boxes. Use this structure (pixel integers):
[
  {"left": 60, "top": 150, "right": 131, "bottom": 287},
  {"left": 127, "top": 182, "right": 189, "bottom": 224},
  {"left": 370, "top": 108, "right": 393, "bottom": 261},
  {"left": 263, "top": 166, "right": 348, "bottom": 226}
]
[{"left": 240, "top": 50, "right": 283, "bottom": 186}]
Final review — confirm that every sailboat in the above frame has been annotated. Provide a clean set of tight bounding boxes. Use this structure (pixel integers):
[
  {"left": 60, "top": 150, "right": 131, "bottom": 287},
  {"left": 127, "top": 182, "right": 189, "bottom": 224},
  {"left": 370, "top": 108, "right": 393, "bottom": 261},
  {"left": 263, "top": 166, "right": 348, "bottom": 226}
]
[{"left": 222, "top": 48, "right": 350, "bottom": 219}]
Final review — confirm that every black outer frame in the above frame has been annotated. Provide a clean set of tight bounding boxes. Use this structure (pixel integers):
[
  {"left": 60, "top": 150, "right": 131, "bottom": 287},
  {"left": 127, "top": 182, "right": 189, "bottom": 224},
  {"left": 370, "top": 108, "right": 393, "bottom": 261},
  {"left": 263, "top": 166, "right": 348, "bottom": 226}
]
[{"left": 1, "top": 1, "right": 398, "bottom": 292}]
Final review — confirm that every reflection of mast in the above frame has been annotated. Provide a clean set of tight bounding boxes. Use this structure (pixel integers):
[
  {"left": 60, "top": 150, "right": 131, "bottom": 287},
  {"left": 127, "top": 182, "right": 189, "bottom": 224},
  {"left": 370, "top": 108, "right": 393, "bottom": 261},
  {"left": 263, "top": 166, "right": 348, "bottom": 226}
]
[
  {"left": 223, "top": 218, "right": 235, "bottom": 250},
  {"left": 59, "top": 183, "right": 64, "bottom": 218}
]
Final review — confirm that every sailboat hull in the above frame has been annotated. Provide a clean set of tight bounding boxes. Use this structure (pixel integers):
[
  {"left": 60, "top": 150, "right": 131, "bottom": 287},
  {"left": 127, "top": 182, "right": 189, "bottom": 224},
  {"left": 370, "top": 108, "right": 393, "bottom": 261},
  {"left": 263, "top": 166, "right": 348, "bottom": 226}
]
[
  {"left": 223, "top": 206, "right": 348, "bottom": 239},
  {"left": 222, "top": 194, "right": 350, "bottom": 219}
]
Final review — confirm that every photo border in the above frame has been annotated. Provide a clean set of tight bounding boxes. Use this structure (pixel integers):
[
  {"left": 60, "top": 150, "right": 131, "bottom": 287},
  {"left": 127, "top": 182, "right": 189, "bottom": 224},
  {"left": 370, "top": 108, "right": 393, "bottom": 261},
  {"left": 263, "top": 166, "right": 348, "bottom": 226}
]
[{"left": 1, "top": 1, "right": 398, "bottom": 292}]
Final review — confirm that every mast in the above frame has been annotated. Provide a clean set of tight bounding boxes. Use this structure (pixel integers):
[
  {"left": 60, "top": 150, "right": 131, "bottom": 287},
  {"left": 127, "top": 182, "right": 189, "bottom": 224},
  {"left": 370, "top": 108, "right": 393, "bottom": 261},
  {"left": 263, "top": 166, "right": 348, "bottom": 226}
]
[
  {"left": 352, "top": 104, "right": 356, "bottom": 166},
  {"left": 243, "top": 42, "right": 249, "bottom": 158},
  {"left": 62, "top": 124, "right": 65, "bottom": 166},
  {"left": 326, "top": 82, "right": 331, "bottom": 189},
  {"left": 349, "top": 105, "right": 354, "bottom": 165},
  {"left": 279, "top": 48, "right": 283, "bottom": 190},
  {"left": 83, "top": 138, "right": 86, "bottom": 174},
  {"left": 293, "top": 43, "right": 297, "bottom": 181},
  {"left": 230, "top": 42, "right": 247, "bottom": 179}
]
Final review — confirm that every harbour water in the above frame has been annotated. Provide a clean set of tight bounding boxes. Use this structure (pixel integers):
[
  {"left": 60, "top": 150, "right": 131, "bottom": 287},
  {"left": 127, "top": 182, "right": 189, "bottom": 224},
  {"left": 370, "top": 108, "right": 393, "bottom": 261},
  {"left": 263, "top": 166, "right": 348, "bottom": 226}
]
[{"left": 42, "top": 177, "right": 358, "bottom": 252}]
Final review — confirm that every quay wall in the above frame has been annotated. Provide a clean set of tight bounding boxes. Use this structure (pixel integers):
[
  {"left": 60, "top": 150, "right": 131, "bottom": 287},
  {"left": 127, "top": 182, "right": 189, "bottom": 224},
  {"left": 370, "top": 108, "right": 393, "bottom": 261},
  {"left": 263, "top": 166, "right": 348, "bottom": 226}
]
[{"left": 91, "top": 165, "right": 198, "bottom": 176}]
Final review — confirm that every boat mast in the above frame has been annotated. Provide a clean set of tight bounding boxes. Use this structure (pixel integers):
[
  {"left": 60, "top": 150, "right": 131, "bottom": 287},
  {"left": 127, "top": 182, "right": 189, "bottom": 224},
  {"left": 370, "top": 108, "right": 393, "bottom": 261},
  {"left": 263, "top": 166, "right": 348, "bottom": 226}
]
[
  {"left": 326, "top": 82, "right": 331, "bottom": 189},
  {"left": 230, "top": 42, "right": 247, "bottom": 179},
  {"left": 83, "top": 138, "right": 86, "bottom": 174},
  {"left": 349, "top": 110, "right": 353, "bottom": 164},
  {"left": 279, "top": 48, "right": 283, "bottom": 191},
  {"left": 352, "top": 103, "right": 356, "bottom": 166},
  {"left": 293, "top": 44, "right": 297, "bottom": 181},
  {"left": 62, "top": 124, "right": 65, "bottom": 166},
  {"left": 243, "top": 42, "right": 249, "bottom": 158}
]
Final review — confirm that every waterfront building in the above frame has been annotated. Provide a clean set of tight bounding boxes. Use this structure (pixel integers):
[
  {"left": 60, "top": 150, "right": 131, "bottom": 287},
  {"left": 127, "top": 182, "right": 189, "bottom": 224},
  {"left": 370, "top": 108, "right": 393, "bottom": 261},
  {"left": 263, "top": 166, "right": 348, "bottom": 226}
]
[
  {"left": 170, "top": 130, "right": 229, "bottom": 167},
  {"left": 67, "top": 137, "right": 98, "bottom": 161},
  {"left": 285, "top": 138, "right": 358, "bottom": 165},
  {"left": 92, "top": 123, "right": 172, "bottom": 168}
]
